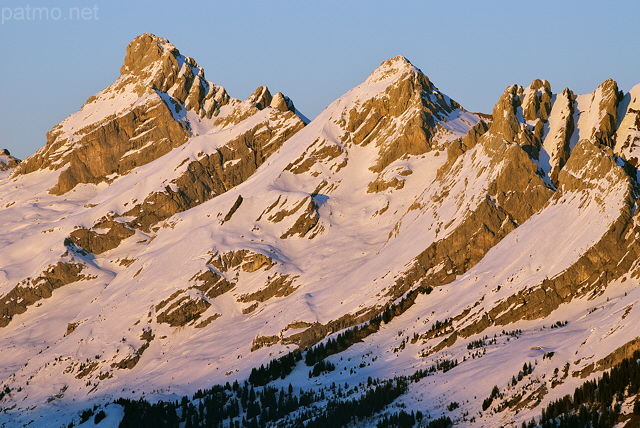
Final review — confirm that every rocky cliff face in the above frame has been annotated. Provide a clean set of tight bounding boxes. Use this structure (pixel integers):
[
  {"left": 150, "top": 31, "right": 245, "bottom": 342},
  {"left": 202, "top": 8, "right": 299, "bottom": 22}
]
[
  {"left": 2, "top": 36, "right": 640, "bottom": 428},
  {"left": 615, "top": 83, "right": 640, "bottom": 167},
  {"left": 346, "top": 56, "right": 466, "bottom": 173}
]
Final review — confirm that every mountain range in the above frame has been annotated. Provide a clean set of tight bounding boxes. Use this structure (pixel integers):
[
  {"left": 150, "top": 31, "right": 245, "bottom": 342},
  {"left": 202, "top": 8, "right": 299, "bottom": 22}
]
[{"left": 1, "top": 33, "right": 640, "bottom": 427}]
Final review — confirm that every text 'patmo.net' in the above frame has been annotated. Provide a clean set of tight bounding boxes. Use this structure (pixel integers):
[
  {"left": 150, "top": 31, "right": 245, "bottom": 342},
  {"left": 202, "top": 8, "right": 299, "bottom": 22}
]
[{"left": 2, "top": 5, "right": 99, "bottom": 25}]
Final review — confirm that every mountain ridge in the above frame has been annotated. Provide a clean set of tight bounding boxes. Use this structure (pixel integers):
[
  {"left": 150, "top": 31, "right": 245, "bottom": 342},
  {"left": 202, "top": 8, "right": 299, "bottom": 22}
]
[{"left": 1, "top": 34, "right": 640, "bottom": 427}]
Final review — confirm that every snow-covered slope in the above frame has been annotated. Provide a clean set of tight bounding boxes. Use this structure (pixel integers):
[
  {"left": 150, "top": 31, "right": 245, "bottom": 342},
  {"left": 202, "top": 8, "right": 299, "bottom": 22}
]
[{"left": 1, "top": 34, "right": 640, "bottom": 428}]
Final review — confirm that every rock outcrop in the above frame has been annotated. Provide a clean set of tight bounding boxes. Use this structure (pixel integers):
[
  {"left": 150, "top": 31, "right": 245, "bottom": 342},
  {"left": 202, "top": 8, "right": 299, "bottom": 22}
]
[
  {"left": 0, "top": 149, "right": 20, "bottom": 171},
  {"left": 541, "top": 88, "right": 575, "bottom": 183},
  {"left": 614, "top": 84, "right": 640, "bottom": 167},
  {"left": 154, "top": 249, "right": 282, "bottom": 327},
  {"left": 67, "top": 216, "right": 135, "bottom": 255},
  {"left": 0, "top": 262, "right": 87, "bottom": 327}
]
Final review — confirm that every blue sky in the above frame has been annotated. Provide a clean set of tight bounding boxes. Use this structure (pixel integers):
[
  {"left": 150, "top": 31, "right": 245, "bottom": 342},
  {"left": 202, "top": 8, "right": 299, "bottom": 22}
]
[{"left": 1, "top": 0, "right": 639, "bottom": 159}]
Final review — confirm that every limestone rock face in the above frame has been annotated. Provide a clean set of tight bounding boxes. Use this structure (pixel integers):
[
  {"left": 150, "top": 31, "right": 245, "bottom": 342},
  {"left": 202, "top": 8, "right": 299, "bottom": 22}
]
[
  {"left": 390, "top": 129, "right": 554, "bottom": 300},
  {"left": 614, "top": 84, "right": 640, "bottom": 166},
  {"left": 522, "top": 79, "right": 552, "bottom": 122},
  {"left": 0, "top": 262, "right": 87, "bottom": 327},
  {"left": 280, "top": 56, "right": 483, "bottom": 202},
  {"left": 62, "top": 107, "right": 303, "bottom": 258},
  {"left": 16, "top": 34, "right": 210, "bottom": 192},
  {"left": 156, "top": 293, "right": 211, "bottom": 327},
  {"left": 467, "top": 138, "right": 635, "bottom": 330},
  {"left": 489, "top": 83, "right": 543, "bottom": 159},
  {"left": 380, "top": 77, "right": 640, "bottom": 366},
  {"left": 269, "top": 92, "right": 296, "bottom": 113},
  {"left": 50, "top": 99, "right": 191, "bottom": 195},
  {"left": 346, "top": 56, "right": 468, "bottom": 173},
  {"left": 491, "top": 85, "right": 524, "bottom": 143},
  {"left": 118, "top": 109, "right": 303, "bottom": 234},
  {"left": 558, "top": 138, "right": 629, "bottom": 192},
  {"left": 484, "top": 77, "right": 636, "bottom": 190},
  {"left": 587, "top": 78, "right": 620, "bottom": 148},
  {"left": 67, "top": 217, "right": 135, "bottom": 255},
  {"left": 153, "top": 249, "right": 289, "bottom": 328},
  {"left": 118, "top": 33, "right": 231, "bottom": 117},
  {"left": 247, "top": 86, "right": 273, "bottom": 110},
  {"left": 541, "top": 88, "right": 575, "bottom": 183}
]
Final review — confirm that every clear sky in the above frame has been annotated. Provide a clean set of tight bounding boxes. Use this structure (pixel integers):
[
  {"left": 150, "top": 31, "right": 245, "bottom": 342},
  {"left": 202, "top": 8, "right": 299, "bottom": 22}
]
[{"left": 1, "top": 0, "right": 639, "bottom": 160}]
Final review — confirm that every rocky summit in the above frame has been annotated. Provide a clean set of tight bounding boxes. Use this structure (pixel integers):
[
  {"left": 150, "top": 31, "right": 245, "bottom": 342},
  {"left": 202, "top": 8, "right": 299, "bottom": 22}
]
[{"left": 1, "top": 34, "right": 640, "bottom": 427}]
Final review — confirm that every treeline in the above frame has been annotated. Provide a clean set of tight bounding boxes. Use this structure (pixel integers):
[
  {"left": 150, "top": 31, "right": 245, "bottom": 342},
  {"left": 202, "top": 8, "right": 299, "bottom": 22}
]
[
  {"left": 92, "top": 373, "right": 440, "bottom": 428},
  {"left": 467, "top": 335, "right": 495, "bottom": 350},
  {"left": 116, "top": 398, "right": 180, "bottom": 428},
  {"left": 76, "top": 284, "right": 464, "bottom": 427},
  {"left": 249, "top": 298, "right": 417, "bottom": 386},
  {"left": 304, "top": 330, "right": 365, "bottom": 366},
  {"left": 536, "top": 349, "right": 640, "bottom": 427},
  {"left": 303, "top": 295, "right": 418, "bottom": 367},
  {"left": 511, "top": 362, "right": 534, "bottom": 386},
  {"left": 482, "top": 385, "right": 500, "bottom": 411},
  {"left": 308, "top": 359, "right": 335, "bottom": 377},
  {"left": 303, "top": 378, "right": 408, "bottom": 427},
  {"left": 301, "top": 283, "right": 431, "bottom": 368},
  {"left": 248, "top": 350, "right": 301, "bottom": 386},
  {"left": 376, "top": 412, "right": 452, "bottom": 428},
  {"left": 408, "top": 358, "right": 459, "bottom": 382},
  {"left": 77, "top": 349, "right": 467, "bottom": 427},
  {"left": 116, "top": 380, "right": 321, "bottom": 428}
]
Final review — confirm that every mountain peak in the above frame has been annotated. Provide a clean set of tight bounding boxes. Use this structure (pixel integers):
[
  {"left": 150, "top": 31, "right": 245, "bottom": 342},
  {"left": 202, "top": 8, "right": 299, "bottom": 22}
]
[
  {"left": 118, "top": 33, "right": 204, "bottom": 98},
  {"left": 599, "top": 77, "right": 618, "bottom": 89},
  {"left": 246, "top": 85, "right": 273, "bottom": 110},
  {"left": 365, "top": 55, "right": 421, "bottom": 84},
  {"left": 325, "top": 55, "right": 477, "bottom": 174},
  {"left": 120, "top": 33, "right": 180, "bottom": 77},
  {"left": 381, "top": 55, "right": 413, "bottom": 67},
  {"left": 15, "top": 33, "right": 305, "bottom": 194}
]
